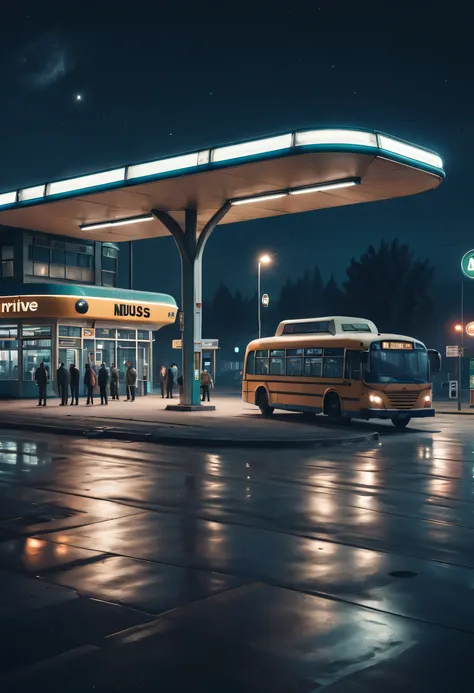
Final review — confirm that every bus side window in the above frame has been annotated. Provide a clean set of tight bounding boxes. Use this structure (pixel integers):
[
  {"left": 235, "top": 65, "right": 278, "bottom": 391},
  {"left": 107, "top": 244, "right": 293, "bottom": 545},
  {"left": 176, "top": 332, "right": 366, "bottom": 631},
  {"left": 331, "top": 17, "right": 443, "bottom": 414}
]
[
  {"left": 246, "top": 351, "right": 255, "bottom": 375},
  {"left": 345, "top": 350, "right": 361, "bottom": 380},
  {"left": 255, "top": 350, "right": 269, "bottom": 375}
]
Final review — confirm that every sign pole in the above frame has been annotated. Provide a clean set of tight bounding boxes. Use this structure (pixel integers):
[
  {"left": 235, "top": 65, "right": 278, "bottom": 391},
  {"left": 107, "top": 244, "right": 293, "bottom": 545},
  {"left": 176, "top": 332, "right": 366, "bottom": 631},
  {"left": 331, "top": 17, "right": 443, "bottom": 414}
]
[
  {"left": 459, "top": 280, "right": 464, "bottom": 411},
  {"left": 257, "top": 261, "right": 262, "bottom": 339}
]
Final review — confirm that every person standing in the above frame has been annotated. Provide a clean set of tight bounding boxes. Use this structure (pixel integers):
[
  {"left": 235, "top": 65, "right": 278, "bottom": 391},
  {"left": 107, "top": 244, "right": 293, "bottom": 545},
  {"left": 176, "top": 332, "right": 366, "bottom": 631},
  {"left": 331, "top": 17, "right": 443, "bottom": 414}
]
[
  {"left": 200, "top": 369, "right": 213, "bottom": 402},
  {"left": 171, "top": 362, "right": 178, "bottom": 384},
  {"left": 98, "top": 363, "right": 109, "bottom": 405},
  {"left": 166, "top": 366, "right": 174, "bottom": 399},
  {"left": 69, "top": 363, "right": 80, "bottom": 405},
  {"left": 56, "top": 362, "right": 69, "bottom": 405},
  {"left": 84, "top": 363, "right": 96, "bottom": 405},
  {"left": 35, "top": 361, "right": 48, "bottom": 406},
  {"left": 158, "top": 365, "right": 167, "bottom": 398},
  {"left": 125, "top": 361, "right": 137, "bottom": 401},
  {"left": 110, "top": 362, "right": 120, "bottom": 400}
]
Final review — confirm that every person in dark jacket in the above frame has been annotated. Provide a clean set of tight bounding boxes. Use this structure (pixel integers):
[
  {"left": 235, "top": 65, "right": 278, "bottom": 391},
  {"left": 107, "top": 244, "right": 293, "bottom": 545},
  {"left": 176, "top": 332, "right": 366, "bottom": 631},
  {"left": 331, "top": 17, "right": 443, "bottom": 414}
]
[
  {"left": 98, "top": 363, "right": 109, "bottom": 405},
  {"left": 69, "top": 364, "right": 80, "bottom": 405},
  {"left": 84, "top": 363, "right": 96, "bottom": 405},
  {"left": 35, "top": 361, "right": 48, "bottom": 406},
  {"left": 110, "top": 363, "right": 120, "bottom": 400},
  {"left": 56, "top": 362, "right": 69, "bottom": 405},
  {"left": 158, "top": 365, "right": 167, "bottom": 398},
  {"left": 125, "top": 361, "right": 137, "bottom": 401},
  {"left": 166, "top": 366, "right": 174, "bottom": 399}
]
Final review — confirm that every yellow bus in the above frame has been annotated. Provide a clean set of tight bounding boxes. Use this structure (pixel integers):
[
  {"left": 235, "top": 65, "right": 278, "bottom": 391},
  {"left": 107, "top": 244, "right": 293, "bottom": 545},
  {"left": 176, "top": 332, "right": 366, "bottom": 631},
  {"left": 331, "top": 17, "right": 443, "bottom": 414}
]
[{"left": 242, "top": 316, "right": 441, "bottom": 429}]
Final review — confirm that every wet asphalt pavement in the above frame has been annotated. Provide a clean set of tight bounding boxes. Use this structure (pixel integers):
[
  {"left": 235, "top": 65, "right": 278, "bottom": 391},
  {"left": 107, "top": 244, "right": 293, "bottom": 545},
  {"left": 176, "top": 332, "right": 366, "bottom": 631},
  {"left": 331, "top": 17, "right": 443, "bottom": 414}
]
[{"left": 0, "top": 414, "right": 473, "bottom": 691}]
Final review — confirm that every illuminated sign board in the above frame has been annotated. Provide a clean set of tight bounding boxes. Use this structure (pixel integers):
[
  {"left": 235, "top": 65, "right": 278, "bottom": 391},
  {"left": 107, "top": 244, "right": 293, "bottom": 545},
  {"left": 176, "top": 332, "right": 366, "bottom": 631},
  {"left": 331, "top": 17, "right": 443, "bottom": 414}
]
[
  {"left": 382, "top": 341, "right": 414, "bottom": 350},
  {"left": 0, "top": 294, "right": 176, "bottom": 327}
]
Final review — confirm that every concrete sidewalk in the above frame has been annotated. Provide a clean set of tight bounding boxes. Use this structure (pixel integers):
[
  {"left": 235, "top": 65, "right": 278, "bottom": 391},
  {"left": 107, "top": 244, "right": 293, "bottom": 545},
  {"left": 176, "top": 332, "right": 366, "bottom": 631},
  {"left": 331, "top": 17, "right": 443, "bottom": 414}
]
[
  {"left": 0, "top": 394, "right": 379, "bottom": 448},
  {"left": 435, "top": 400, "right": 474, "bottom": 415}
]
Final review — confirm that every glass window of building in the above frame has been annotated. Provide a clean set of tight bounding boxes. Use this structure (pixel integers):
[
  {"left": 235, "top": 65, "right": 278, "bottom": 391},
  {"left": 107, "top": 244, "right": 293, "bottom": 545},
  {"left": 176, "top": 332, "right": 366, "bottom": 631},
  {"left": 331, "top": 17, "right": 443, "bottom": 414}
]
[
  {"left": 50, "top": 265, "right": 66, "bottom": 279},
  {"left": 0, "top": 326, "right": 18, "bottom": 380},
  {"left": 95, "top": 328, "right": 116, "bottom": 339},
  {"left": 102, "top": 270, "right": 116, "bottom": 287},
  {"left": 96, "top": 341, "right": 115, "bottom": 368},
  {"left": 102, "top": 245, "right": 118, "bottom": 287},
  {"left": 0, "top": 244, "right": 14, "bottom": 278},
  {"left": 118, "top": 329, "right": 136, "bottom": 340},
  {"left": 22, "top": 339, "right": 52, "bottom": 381},
  {"left": 59, "top": 326, "right": 82, "bottom": 337},
  {"left": 118, "top": 341, "right": 136, "bottom": 381},
  {"left": 25, "top": 234, "right": 94, "bottom": 283},
  {"left": 22, "top": 325, "right": 52, "bottom": 338},
  {"left": 22, "top": 325, "right": 52, "bottom": 337},
  {"left": 138, "top": 342, "right": 150, "bottom": 381},
  {"left": 138, "top": 330, "right": 151, "bottom": 341},
  {"left": 66, "top": 266, "right": 82, "bottom": 281},
  {"left": 0, "top": 326, "right": 18, "bottom": 339}
]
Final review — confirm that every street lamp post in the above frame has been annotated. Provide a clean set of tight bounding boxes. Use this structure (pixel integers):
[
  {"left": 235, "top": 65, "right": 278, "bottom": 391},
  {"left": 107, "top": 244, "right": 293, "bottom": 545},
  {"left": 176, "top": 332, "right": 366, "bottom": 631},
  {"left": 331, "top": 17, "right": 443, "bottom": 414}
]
[
  {"left": 257, "top": 254, "right": 271, "bottom": 339},
  {"left": 455, "top": 320, "right": 463, "bottom": 411},
  {"left": 460, "top": 281, "right": 464, "bottom": 411}
]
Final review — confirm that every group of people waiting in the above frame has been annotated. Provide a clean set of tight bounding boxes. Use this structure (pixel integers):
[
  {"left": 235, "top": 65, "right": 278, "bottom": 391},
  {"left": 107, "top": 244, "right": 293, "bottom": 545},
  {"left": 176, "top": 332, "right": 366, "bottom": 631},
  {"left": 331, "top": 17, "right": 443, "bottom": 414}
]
[
  {"left": 158, "top": 363, "right": 180, "bottom": 399},
  {"left": 34, "top": 360, "right": 138, "bottom": 406},
  {"left": 157, "top": 364, "right": 214, "bottom": 401}
]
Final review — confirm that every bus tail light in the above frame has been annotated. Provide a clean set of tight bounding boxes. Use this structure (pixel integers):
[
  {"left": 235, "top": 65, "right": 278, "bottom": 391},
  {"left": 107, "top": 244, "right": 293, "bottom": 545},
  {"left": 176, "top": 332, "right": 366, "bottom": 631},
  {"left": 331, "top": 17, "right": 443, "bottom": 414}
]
[{"left": 424, "top": 394, "right": 431, "bottom": 407}]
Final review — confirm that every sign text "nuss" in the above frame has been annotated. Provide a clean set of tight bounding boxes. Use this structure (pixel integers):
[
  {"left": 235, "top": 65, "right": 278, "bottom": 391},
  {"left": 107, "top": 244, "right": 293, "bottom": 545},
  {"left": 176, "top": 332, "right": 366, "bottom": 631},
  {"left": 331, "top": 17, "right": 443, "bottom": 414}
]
[{"left": 114, "top": 303, "right": 151, "bottom": 318}]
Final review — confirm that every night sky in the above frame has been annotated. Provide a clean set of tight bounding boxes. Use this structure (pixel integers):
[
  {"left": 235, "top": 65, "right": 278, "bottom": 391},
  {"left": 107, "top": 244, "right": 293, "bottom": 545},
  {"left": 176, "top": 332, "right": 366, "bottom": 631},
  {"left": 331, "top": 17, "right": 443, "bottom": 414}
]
[{"left": 0, "top": 3, "right": 470, "bottom": 302}]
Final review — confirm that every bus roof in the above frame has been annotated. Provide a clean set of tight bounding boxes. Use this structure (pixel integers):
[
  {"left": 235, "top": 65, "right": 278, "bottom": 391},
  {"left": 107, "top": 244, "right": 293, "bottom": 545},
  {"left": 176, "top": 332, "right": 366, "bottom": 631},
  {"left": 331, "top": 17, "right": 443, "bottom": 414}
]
[
  {"left": 276, "top": 316, "right": 378, "bottom": 336},
  {"left": 247, "top": 332, "right": 426, "bottom": 351}
]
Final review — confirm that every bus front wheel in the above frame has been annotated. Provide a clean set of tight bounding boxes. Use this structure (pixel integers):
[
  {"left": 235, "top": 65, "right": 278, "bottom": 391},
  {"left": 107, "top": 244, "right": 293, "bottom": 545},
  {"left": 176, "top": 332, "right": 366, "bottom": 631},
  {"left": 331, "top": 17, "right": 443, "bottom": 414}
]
[
  {"left": 257, "top": 391, "right": 274, "bottom": 417},
  {"left": 324, "top": 393, "right": 342, "bottom": 423},
  {"left": 392, "top": 417, "right": 410, "bottom": 429}
]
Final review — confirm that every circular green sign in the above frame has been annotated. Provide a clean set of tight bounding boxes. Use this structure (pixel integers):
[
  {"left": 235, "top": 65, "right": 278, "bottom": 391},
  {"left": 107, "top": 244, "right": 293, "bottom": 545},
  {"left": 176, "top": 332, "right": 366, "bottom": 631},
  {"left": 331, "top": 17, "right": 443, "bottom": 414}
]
[{"left": 461, "top": 250, "right": 474, "bottom": 279}]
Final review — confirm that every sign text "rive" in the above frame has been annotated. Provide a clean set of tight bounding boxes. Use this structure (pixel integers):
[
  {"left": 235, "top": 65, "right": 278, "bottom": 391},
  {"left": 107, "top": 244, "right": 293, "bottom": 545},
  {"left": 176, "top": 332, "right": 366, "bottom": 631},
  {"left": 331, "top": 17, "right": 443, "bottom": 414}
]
[{"left": 1, "top": 300, "right": 39, "bottom": 313}]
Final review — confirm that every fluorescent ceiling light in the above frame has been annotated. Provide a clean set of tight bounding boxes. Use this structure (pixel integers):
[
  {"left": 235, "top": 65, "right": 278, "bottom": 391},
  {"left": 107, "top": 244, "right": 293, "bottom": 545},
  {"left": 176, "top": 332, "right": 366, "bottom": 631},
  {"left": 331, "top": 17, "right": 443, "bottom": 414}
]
[
  {"left": 48, "top": 168, "right": 126, "bottom": 196},
  {"left": 19, "top": 185, "right": 46, "bottom": 202},
  {"left": 81, "top": 214, "right": 154, "bottom": 231},
  {"left": 295, "top": 129, "right": 376, "bottom": 148},
  {"left": 212, "top": 134, "right": 292, "bottom": 163},
  {"left": 232, "top": 193, "right": 287, "bottom": 206},
  {"left": 289, "top": 180, "right": 358, "bottom": 195},
  {"left": 197, "top": 150, "right": 210, "bottom": 165},
  {"left": 378, "top": 135, "right": 443, "bottom": 170},
  {"left": 127, "top": 153, "right": 199, "bottom": 181},
  {"left": 0, "top": 191, "right": 17, "bottom": 206}
]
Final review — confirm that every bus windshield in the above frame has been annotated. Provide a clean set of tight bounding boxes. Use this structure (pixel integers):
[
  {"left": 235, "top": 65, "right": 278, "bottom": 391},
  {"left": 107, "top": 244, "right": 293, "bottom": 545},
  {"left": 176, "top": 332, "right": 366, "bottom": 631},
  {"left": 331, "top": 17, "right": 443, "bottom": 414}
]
[{"left": 365, "top": 347, "right": 429, "bottom": 384}]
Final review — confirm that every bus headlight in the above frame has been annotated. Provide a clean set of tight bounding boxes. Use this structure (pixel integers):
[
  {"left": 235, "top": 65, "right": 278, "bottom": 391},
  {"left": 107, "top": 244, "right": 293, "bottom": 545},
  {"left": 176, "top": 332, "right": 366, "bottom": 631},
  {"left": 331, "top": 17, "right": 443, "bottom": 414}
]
[
  {"left": 424, "top": 394, "right": 431, "bottom": 407},
  {"left": 369, "top": 394, "right": 383, "bottom": 406}
]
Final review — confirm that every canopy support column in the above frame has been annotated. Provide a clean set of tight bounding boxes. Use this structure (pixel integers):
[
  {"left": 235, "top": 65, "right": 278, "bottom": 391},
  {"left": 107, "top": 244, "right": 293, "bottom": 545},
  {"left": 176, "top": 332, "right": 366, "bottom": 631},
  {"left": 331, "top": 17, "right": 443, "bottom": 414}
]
[{"left": 152, "top": 202, "right": 231, "bottom": 410}]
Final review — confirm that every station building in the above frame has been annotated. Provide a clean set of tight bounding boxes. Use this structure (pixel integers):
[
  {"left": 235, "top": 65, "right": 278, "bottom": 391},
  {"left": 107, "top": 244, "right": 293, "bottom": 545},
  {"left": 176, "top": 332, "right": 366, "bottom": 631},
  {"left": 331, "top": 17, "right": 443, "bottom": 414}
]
[{"left": 0, "top": 227, "right": 177, "bottom": 397}]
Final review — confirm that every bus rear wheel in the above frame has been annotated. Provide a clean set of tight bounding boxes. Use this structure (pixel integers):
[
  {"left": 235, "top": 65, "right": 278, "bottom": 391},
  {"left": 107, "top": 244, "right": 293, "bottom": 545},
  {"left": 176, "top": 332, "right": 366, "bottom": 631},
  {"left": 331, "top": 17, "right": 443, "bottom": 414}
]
[
  {"left": 257, "top": 391, "right": 274, "bottom": 417},
  {"left": 392, "top": 417, "right": 410, "bottom": 429},
  {"left": 324, "top": 393, "right": 342, "bottom": 423}
]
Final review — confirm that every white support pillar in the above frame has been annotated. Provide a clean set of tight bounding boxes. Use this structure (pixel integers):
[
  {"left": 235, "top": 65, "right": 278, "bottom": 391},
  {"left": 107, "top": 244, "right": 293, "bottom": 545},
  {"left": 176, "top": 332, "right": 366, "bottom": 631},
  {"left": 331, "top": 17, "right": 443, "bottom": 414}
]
[{"left": 151, "top": 202, "right": 231, "bottom": 410}]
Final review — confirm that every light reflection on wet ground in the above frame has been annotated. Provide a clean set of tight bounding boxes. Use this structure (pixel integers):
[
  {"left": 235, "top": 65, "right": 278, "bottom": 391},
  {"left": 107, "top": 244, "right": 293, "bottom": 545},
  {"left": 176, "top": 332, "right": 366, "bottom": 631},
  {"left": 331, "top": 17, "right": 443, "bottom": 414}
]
[{"left": 1, "top": 415, "right": 474, "bottom": 690}]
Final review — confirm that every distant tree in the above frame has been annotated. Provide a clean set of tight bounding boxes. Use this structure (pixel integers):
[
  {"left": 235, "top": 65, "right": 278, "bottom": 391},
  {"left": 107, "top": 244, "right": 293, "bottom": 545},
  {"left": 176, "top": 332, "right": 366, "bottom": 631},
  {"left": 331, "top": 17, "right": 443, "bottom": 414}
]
[
  {"left": 277, "top": 265, "right": 325, "bottom": 321},
  {"left": 343, "top": 239, "right": 434, "bottom": 338},
  {"left": 321, "top": 275, "right": 345, "bottom": 314}
]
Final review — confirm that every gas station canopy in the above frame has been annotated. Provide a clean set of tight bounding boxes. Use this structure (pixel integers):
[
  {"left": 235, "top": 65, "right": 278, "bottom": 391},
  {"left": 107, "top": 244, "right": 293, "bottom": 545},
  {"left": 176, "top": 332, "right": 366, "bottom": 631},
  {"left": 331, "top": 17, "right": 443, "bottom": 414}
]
[{"left": 0, "top": 128, "right": 444, "bottom": 241}]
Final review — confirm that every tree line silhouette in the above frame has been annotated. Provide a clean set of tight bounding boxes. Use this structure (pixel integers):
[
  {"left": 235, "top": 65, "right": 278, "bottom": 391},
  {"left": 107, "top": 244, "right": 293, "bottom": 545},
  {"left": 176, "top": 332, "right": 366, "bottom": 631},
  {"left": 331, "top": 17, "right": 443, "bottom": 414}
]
[
  {"left": 202, "top": 239, "right": 436, "bottom": 352},
  {"left": 154, "top": 239, "right": 442, "bottom": 369}
]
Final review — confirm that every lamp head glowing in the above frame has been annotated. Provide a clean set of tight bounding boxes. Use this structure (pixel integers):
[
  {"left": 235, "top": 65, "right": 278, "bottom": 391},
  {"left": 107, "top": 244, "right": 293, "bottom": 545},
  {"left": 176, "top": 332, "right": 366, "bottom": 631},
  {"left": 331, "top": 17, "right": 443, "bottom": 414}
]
[
  {"left": 259, "top": 254, "right": 271, "bottom": 265},
  {"left": 454, "top": 324, "right": 463, "bottom": 332}
]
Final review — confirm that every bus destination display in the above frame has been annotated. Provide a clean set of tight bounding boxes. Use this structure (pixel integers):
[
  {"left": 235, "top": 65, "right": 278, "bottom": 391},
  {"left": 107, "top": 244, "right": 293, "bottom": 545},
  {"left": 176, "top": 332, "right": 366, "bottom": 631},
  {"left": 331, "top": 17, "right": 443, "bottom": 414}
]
[{"left": 382, "top": 341, "right": 413, "bottom": 350}]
